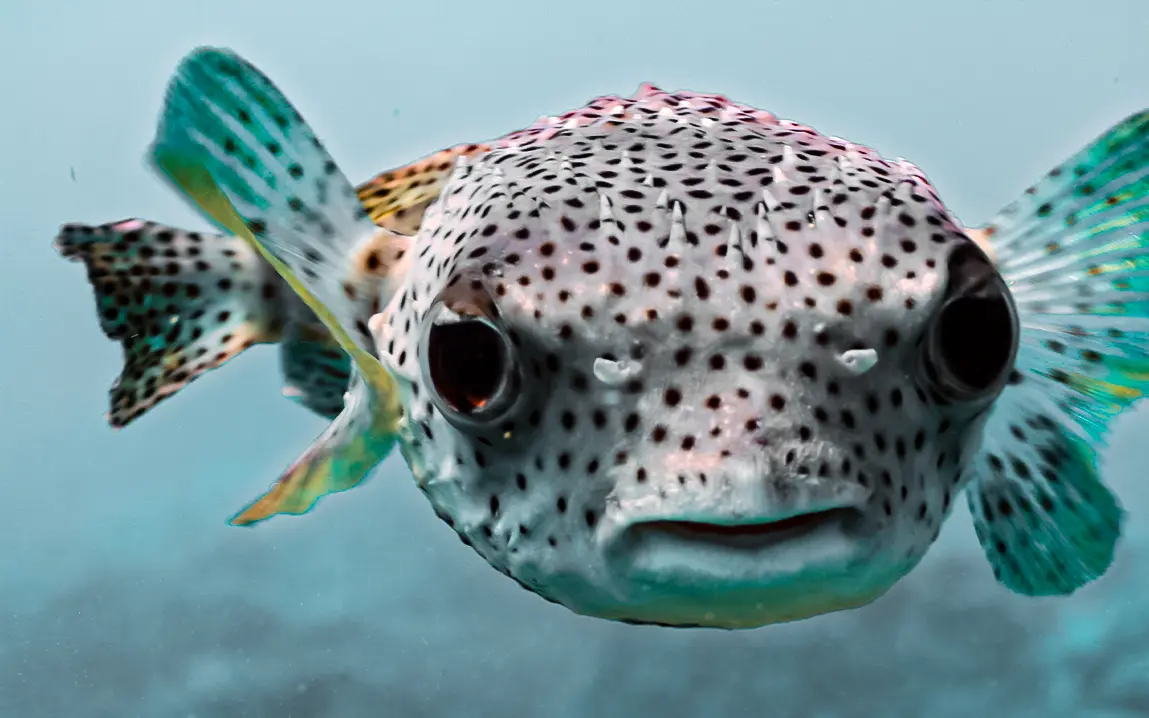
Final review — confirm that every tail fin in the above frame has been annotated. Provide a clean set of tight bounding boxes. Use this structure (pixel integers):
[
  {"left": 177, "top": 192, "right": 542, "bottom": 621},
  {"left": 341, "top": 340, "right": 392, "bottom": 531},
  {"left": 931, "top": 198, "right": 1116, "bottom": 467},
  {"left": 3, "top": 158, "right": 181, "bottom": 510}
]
[
  {"left": 965, "top": 110, "right": 1149, "bottom": 596},
  {"left": 147, "top": 46, "right": 405, "bottom": 523},
  {"left": 54, "top": 218, "right": 287, "bottom": 427}
]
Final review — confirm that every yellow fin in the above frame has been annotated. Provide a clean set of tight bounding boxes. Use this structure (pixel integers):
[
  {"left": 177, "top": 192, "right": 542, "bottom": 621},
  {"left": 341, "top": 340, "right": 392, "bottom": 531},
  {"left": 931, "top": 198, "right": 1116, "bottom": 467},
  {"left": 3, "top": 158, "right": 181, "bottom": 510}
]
[
  {"left": 229, "top": 371, "right": 396, "bottom": 526},
  {"left": 357, "top": 143, "right": 492, "bottom": 231}
]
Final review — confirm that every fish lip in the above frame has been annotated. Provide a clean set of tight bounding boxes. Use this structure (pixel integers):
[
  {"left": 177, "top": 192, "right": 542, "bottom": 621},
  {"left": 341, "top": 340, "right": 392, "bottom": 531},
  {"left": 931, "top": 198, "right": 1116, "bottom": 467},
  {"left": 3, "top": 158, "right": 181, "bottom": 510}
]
[
  {"left": 604, "top": 476, "right": 872, "bottom": 535},
  {"left": 619, "top": 505, "right": 862, "bottom": 552},
  {"left": 589, "top": 485, "right": 882, "bottom": 624},
  {"left": 599, "top": 482, "right": 872, "bottom": 584}
]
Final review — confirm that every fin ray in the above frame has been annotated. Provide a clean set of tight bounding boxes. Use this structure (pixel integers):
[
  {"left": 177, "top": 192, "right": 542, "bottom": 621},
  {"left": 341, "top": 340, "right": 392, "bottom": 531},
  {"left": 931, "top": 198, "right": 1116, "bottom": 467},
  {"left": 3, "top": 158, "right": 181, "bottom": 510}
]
[
  {"left": 148, "top": 46, "right": 406, "bottom": 523},
  {"left": 149, "top": 46, "right": 398, "bottom": 390},
  {"left": 356, "top": 143, "right": 490, "bottom": 231},
  {"left": 967, "top": 110, "right": 1149, "bottom": 595}
]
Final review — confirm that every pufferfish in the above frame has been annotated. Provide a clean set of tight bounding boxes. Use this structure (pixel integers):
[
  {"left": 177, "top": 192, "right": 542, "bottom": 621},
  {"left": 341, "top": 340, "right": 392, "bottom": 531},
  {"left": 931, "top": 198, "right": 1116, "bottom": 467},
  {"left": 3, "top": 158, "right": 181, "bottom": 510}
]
[{"left": 56, "top": 46, "right": 1149, "bottom": 629}]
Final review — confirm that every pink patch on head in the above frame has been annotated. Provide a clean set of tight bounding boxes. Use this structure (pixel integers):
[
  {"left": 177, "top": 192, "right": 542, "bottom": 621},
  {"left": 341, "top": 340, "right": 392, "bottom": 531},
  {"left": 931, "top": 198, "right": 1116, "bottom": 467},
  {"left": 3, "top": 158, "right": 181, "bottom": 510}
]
[
  {"left": 494, "top": 84, "right": 783, "bottom": 151},
  {"left": 632, "top": 82, "right": 667, "bottom": 100},
  {"left": 498, "top": 93, "right": 635, "bottom": 149},
  {"left": 627, "top": 84, "right": 779, "bottom": 128},
  {"left": 892, "top": 159, "right": 944, "bottom": 205}
]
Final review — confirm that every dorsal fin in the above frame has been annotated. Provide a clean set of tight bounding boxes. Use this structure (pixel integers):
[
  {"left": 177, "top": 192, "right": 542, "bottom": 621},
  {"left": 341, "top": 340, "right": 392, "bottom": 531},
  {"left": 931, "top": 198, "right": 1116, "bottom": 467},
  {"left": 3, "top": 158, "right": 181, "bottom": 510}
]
[{"left": 356, "top": 143, "right": 492, "bottom": 232}]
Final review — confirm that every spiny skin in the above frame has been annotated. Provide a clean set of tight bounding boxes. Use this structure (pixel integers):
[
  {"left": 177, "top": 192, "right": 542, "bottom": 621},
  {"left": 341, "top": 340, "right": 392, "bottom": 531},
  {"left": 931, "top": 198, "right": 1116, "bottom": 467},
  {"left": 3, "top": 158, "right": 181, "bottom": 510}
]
[{"left": 375, "top": 86, "right": 1009, "bottom": 628}]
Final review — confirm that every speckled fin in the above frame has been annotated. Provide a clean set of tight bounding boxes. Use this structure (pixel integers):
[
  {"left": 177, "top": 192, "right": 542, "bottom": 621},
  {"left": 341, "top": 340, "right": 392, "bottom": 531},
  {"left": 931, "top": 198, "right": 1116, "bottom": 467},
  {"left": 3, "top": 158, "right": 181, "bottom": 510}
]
[
  {"left": 279, "top": 318, "right": 351, "bottom": 419},
  {"left": 54, "top": 219, "right": 286, "bottom": 427},
  {"left": 357, "top": 143, "right": 491, "bottom": 233},
  {"left": 966, "top": 109, "right": 1149, "bottom": 595},
  {"left": 149, "top": 46, "right": 404, "bottom": 523}
]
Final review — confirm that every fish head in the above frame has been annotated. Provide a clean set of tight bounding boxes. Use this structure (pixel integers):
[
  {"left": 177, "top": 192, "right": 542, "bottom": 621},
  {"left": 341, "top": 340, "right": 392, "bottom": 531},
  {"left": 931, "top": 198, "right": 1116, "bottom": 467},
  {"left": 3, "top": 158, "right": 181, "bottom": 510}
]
[{"left": 379, "top": 89, "right": 1020, "bottom": 628}]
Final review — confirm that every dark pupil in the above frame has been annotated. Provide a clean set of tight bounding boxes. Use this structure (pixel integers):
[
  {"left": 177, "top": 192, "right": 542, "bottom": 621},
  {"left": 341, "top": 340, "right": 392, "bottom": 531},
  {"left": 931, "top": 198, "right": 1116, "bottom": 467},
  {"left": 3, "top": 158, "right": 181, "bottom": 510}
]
[
  {"left": 937, "top": 292, "right": 1012, "bottom": 391},
  {"left": 428, "top": 320, "right": 506, "bottom": 413}
]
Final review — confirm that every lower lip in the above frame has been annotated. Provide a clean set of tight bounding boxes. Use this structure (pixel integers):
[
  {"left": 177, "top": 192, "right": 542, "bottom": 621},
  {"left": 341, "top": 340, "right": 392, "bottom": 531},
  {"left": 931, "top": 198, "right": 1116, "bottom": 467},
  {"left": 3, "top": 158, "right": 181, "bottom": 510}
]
[{"left": 625, "top": 507, "right": 859, "bottom": 552}]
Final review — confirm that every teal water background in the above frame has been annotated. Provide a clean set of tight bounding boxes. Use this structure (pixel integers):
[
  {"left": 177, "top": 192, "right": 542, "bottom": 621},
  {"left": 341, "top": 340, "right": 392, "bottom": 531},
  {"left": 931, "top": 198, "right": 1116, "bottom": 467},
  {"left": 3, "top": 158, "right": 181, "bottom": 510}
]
[{"left": 2, "top": 1, "right": 1149, "bottom": 716}]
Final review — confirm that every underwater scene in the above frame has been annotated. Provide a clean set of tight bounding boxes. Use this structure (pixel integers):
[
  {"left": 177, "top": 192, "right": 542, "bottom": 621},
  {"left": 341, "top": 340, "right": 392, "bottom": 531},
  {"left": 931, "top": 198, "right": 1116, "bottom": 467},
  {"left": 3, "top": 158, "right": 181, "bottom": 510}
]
[{"left": 3, "top": 1, "right": 1149, "bottom": 716}]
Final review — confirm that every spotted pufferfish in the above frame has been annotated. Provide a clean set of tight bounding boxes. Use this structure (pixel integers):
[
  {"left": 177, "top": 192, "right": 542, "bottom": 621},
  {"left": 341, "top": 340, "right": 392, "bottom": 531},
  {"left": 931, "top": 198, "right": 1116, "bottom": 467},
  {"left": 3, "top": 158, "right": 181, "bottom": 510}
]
[{"left": 55, "top": 46, "right": 1149, "bottom": 629}]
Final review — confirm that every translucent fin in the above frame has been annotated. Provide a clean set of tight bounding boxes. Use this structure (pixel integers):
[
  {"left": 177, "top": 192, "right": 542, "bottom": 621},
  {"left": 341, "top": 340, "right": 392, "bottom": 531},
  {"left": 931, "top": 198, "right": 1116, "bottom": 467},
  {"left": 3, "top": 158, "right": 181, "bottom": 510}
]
[
  {"left": 966, "top": 110, "right": 1149, "bottom": 596},
  {"left": 147, "top": 46, "right": 405, "bottom": 523},
  {"left": 54, "top": 218, "right": 286, "bottom": 427},
  {"left": 148, "top": 46, "right": 404, "bottom": 389},
  {"left": 279, "top": 318, "right": 351, "bottom": 419},
  {"left": 230, "top": 369, "right": 394, "bottom": 526},
  {"left": 356, "top": 143, "right": 490, "bottom": 231}
]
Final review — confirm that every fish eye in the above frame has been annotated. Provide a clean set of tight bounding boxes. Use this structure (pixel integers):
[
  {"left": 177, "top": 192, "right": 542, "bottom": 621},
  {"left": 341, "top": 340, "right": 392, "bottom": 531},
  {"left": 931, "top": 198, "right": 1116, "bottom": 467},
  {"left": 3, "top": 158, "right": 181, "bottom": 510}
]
[
  {"left": 924, "top": 243, "right": 1019, "bottom": 402},
  {"left": 422, "top": 305, "right": 519, "bottom": 422}
]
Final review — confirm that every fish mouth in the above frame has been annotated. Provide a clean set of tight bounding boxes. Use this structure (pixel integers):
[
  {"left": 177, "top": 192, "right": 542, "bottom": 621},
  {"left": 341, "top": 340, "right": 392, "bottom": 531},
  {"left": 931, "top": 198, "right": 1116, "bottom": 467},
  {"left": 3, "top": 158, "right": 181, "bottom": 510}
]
[
  {"left": 606, "top": 499, "right": 868, "bottom": 593},
  {"left": 573, "top": 487, "right": 885, "bottom": 627},
  {"left": 628, "top": 507, "right": 860, "bottom": 551}
]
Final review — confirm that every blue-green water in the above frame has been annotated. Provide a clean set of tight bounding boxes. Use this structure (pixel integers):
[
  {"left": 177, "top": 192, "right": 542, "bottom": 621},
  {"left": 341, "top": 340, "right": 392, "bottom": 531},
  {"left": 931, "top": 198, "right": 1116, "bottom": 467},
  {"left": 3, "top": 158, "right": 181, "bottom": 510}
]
[{"left": 3, "top": 2, "right": 1149, "bottom": 716}]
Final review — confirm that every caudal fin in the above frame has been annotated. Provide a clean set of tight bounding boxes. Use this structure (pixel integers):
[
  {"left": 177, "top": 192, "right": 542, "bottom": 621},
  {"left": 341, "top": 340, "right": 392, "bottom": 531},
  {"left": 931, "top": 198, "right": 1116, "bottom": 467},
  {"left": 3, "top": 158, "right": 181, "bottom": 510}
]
[
  {"left": 55, "top": 218, "right": 287, "bottom": 427},
  {"left": 966, "top": 110, "right": 1149, "bottom": 596}
]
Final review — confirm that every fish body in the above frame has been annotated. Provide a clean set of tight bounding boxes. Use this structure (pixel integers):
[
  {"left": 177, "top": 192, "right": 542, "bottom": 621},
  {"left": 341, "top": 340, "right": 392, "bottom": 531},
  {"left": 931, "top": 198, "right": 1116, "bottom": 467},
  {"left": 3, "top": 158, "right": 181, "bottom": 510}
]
[
  {"left": 374, "top": 91, "right": 1001, "bottom": 627},
  {"left": 65, "top": 47, "right": 1149, "bottom": 629}
]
